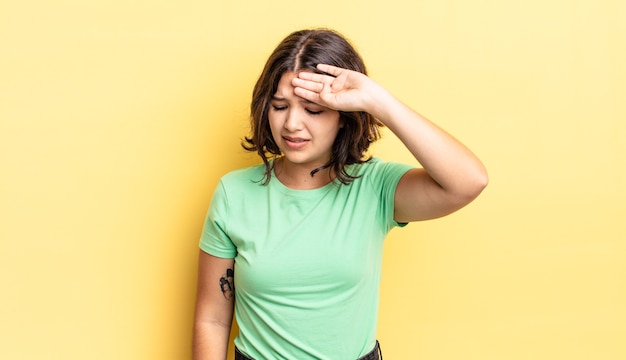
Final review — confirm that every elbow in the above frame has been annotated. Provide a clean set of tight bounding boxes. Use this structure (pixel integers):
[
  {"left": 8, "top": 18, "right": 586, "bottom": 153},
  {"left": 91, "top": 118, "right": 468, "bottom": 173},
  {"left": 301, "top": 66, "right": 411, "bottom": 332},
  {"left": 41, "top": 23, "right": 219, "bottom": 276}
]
[
  {"left": 476, "top": 167, "right": 489, "bottom": 192},
  {"left": 465, "top": 168, "right": 489, "bottom": 200},
  {"left": 450, "top": 164, "right": 488, "bottom": 204}
]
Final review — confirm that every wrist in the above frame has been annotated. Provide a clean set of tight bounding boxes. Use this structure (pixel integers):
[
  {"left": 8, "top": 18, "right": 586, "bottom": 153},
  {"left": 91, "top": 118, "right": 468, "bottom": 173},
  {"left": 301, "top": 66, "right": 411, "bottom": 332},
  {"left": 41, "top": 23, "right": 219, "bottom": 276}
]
[{"left": 365, "top": 83, "right": 397, "bottom": 122}]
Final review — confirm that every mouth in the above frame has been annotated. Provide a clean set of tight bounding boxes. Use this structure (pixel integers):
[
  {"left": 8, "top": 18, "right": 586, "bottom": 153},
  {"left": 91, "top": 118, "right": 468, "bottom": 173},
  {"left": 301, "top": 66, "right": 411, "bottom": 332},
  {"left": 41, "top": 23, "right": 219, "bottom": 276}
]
[{"left": 283, "top": 136, "right": 309, "bottom": 149}]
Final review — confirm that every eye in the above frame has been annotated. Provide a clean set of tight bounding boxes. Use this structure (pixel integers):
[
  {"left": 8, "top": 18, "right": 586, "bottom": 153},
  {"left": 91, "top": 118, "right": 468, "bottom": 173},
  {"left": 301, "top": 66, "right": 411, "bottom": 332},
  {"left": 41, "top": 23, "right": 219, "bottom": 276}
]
[
  {"left": 271, "top": 104, "right": 287, "bottom": 111},
  {"left": 306, "top": 109, "right": 323, "bottom": 115}
]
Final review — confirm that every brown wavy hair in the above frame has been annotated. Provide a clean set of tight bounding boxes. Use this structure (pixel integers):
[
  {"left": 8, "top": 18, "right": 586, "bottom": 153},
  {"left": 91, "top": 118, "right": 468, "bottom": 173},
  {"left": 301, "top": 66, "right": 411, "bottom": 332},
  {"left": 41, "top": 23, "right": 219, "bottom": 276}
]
[{"left": 242, "top": 28, "right": 383, "bottom": 185}]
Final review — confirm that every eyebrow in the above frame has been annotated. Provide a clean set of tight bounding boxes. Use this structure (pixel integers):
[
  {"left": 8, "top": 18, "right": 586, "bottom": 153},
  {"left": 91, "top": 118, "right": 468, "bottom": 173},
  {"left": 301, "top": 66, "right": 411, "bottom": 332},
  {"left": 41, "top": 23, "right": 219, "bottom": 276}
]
[{"left": 271, "top": 95, "right": 316, "bottom": 105}]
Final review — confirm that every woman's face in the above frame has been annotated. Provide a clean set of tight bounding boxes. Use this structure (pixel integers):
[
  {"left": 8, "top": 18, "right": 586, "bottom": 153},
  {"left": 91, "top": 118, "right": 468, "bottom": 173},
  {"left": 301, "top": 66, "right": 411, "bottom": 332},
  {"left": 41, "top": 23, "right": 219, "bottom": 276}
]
[{"left": 268, "top": 71, "right": 342, "bottom": 170}]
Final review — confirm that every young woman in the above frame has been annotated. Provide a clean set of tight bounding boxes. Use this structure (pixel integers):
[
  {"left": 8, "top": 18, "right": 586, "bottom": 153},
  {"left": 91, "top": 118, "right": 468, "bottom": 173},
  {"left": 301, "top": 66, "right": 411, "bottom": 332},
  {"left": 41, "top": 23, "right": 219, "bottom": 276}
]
[{"left": 193, "top": 28, "right": 488, "bottom": 360}]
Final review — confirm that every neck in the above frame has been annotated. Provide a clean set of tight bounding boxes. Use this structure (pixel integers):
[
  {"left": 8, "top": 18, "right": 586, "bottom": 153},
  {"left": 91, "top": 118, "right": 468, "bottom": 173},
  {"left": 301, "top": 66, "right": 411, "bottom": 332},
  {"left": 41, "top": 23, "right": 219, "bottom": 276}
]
[{"left": 273, "top": 158, "right": 334, "bottom": 190}]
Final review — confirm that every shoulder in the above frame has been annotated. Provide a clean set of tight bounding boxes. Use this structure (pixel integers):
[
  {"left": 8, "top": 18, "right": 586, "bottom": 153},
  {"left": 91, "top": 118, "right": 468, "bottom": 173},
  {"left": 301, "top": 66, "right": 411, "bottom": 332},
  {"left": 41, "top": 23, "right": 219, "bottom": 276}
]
[
  {"left": 350, "top": 157, "right": 413, "bottom": 181},
  {"left": 209, "top": 163, "right": 268, "bottom": 213},
  {"left": 219, "top": 163, "right": 267, "bottom": 187},
  {"left": 211, "top": 163, "right": 269, "bottom": 202}
]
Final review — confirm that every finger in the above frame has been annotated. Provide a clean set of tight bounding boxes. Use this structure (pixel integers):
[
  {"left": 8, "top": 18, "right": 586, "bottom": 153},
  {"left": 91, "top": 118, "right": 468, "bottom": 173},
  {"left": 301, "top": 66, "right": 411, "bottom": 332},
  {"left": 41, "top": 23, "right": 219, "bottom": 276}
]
[
  {"left": 297, "top": 71, "right": 334, "bottom": 84},
  {"left": 292, "top": 86, "right": 324, "bottom": 105},
  {"left": 291, "top": 77, "right": 324, "bottom": 93},
  {"left": 316, "top": 64, "right": 343, "bottom": 76},
  {"left": 329, "top": 72, "right": 347, "bottom": 92}
]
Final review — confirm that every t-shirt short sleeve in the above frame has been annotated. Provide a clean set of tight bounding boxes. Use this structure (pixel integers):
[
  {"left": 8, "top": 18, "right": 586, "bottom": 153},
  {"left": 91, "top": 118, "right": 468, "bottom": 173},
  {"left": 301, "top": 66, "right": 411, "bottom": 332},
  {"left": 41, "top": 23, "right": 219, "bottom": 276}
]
[
  {"left": 199, "top": 180, "right": 237, "bottom": 258},
  {"left": 364, "top": 158, "right": 414, "bottom": 231}
]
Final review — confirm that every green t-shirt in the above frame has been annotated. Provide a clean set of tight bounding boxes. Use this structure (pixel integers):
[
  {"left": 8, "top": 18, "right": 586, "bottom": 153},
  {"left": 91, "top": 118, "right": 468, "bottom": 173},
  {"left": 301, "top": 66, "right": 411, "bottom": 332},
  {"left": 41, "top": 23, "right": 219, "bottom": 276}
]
[{"left": 200, "top": 157, "right": 413, "bottom": 359}]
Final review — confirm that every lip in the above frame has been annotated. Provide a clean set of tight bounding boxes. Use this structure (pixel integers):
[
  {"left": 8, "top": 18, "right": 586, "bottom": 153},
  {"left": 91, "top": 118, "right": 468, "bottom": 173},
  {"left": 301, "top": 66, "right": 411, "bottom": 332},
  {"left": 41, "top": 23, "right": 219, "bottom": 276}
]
[{"left": 282, "top": 135, "right": 309, "bottom": 150}]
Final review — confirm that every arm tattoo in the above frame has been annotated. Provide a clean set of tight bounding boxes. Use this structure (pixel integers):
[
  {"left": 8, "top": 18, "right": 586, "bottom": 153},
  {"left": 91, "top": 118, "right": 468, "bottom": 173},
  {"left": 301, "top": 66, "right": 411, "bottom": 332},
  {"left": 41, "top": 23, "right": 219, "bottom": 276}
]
[{"left": 219, "top": 268, "right": 234, "bottom": 300}]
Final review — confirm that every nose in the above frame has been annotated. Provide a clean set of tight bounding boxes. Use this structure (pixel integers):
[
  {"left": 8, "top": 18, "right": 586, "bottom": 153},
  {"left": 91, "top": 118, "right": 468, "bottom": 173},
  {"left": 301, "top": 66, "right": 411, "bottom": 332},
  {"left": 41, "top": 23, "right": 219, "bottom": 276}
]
[{"left": 283, "top": 108, "right": 303, "bottom": 132}]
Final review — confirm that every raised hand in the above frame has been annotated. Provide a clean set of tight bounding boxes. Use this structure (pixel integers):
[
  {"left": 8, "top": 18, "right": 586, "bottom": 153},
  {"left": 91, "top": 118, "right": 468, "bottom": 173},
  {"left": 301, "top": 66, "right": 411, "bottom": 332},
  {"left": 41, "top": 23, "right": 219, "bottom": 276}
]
[{"left": 291, "top": 64, "right": 379, "bottom": 113}]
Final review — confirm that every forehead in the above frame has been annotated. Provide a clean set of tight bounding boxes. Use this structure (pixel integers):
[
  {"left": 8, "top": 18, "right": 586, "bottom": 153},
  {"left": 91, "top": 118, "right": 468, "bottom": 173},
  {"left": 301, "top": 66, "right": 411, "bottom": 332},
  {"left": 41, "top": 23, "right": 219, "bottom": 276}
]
[
  {"left": 273, "top": 71, "right": 297, "bottom": 96},
  {"left": 276, "top": 71, "right": 296, "bottom": 93}
]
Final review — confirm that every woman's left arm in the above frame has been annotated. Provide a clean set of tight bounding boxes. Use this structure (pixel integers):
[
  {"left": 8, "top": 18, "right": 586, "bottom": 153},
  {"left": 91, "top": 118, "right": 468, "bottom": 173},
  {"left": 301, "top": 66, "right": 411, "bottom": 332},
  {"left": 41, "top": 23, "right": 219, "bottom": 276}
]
[
  {"left": 369, "top": 84, "right": 488, "bottom": 222},
  {"left": 294, "top": 64, "right": 488, "bottom": 222}
]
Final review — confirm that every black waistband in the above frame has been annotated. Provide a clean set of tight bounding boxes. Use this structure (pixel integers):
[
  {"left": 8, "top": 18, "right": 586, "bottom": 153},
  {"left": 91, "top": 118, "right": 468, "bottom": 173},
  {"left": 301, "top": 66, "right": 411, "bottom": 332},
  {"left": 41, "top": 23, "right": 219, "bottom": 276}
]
[{"left": 234, "top": 340, "right": 382, "bottom": 360}]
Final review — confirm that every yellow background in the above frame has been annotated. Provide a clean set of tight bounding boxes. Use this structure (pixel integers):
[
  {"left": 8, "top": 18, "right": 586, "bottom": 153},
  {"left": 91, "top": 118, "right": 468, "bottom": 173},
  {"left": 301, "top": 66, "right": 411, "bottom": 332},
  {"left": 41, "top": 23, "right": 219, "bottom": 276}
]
[{"left": 1, "top": 0, "right": 625, "bottom": 359}]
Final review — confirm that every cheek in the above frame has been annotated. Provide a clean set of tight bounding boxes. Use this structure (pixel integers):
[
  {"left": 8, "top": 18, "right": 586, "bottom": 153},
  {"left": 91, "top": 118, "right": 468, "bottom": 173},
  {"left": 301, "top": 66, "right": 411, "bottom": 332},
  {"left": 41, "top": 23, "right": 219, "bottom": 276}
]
[
  {"left": 327, "top": 114, "right": 343, "bottom": 135},
  {"left": 314, "top": 119, "right": 343, "bottom": 145},
  {"left": 265, "top": 115, "right": 281, "bottom": 148},
  {"left": 267, "top": 114, "right": 280, "bottom": 134}
]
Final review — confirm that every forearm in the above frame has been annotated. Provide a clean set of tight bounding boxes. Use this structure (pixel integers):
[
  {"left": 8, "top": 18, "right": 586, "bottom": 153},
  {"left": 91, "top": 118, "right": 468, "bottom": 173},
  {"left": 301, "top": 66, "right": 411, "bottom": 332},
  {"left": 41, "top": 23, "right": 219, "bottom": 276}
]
[
  {"left": 367, "top": 85, "right": 488, "bottom": 195},
  {"left": 193, "top": 320, "right": 232, "bottom": 360},
  {"left": 193, "top": 252, "right": 236, "bottom": 360}
]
